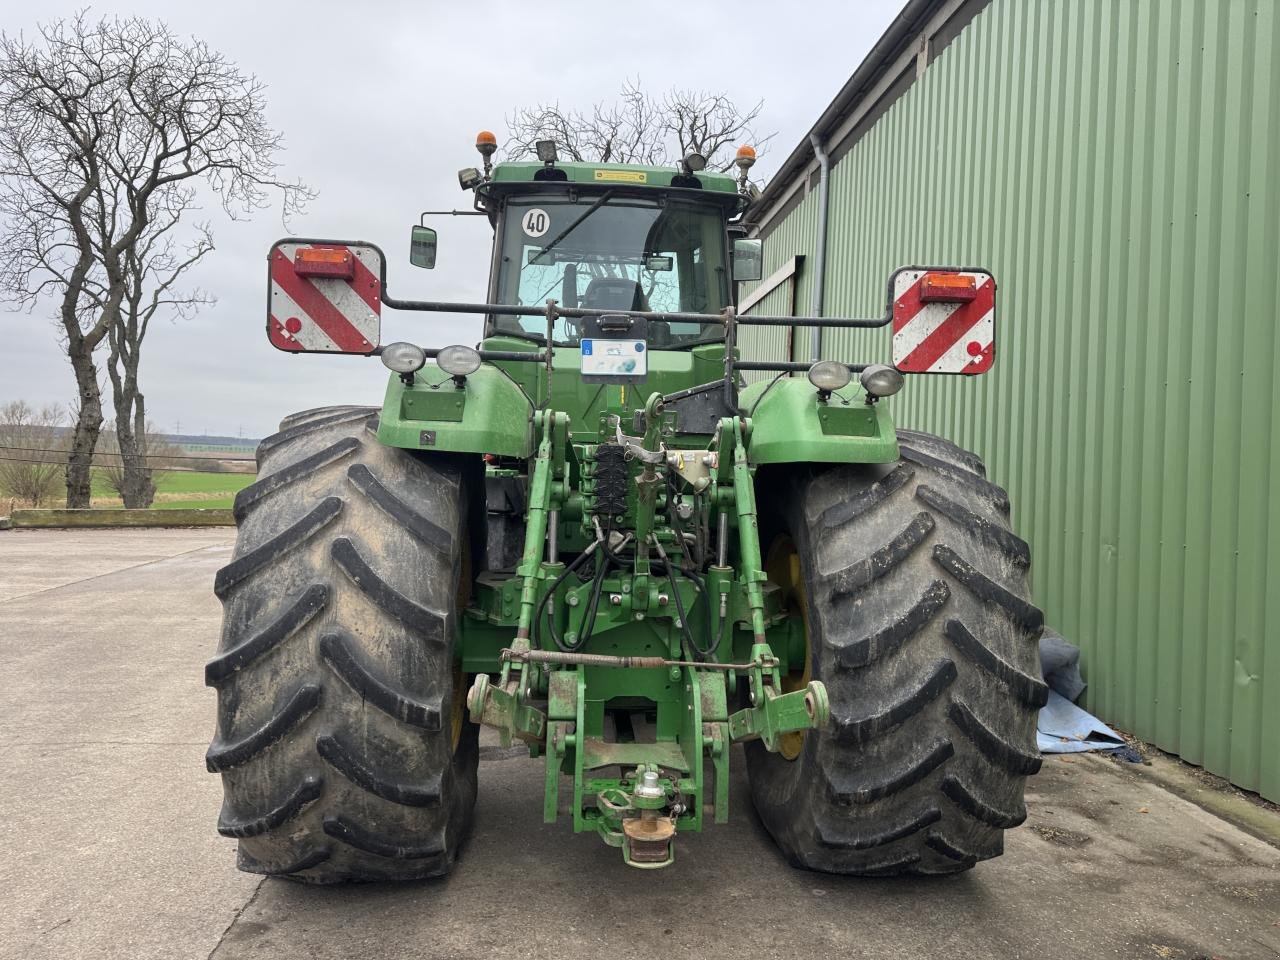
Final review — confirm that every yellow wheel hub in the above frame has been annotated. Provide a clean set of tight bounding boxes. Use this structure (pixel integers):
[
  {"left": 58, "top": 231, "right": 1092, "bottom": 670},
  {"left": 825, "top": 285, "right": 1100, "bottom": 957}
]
[
  {"left": 765, "top": 534, "right": 811, "bottom": 761},
  {"left": 451, "top": 537, "right": 472, "bottom": 753}
]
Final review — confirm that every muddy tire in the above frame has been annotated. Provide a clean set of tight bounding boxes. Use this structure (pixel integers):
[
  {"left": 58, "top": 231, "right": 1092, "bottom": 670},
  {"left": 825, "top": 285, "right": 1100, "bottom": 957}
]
[
  {"left": 747, "top": 429, "right": 1045, "bottom": 875},
  {"left": 205, "top": 406, "right": 479, "bottom": 883},
  {"left": 277, "top": 405, "right": 377, "bottom": 433}
]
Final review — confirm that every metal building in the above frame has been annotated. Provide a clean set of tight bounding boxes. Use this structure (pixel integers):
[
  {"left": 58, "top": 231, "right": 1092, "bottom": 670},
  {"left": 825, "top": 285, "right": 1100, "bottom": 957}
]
[{"left": 741, "top": 0, "right": 1279, "bottom": 801}]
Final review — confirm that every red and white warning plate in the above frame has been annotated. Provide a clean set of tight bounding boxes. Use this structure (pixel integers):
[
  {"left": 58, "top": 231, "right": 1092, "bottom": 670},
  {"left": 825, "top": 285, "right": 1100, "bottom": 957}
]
[
  {"left": 267, "top": 241, "right": 382, "bottom": 354},
  {"left": 891, "top": 269, "right": 995, "bottom": 374}
]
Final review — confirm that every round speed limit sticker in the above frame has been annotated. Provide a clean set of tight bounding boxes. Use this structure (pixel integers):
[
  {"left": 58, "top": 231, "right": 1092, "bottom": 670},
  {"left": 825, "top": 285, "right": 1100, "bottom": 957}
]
[{"left": 521, "top": 208, "right": 551, "bottom": 238}]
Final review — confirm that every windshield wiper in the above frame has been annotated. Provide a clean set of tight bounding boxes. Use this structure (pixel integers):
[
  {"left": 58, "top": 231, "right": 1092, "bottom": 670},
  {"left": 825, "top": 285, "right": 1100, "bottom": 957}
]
[{"left": 524, "top": 190, "right": 615, "bottom": 269}]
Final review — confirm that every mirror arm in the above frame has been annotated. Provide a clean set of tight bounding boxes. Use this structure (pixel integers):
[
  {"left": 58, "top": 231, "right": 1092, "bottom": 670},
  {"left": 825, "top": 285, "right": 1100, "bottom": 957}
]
[{"left": 419, "top": 210, "right": 486, "bottom": 222}]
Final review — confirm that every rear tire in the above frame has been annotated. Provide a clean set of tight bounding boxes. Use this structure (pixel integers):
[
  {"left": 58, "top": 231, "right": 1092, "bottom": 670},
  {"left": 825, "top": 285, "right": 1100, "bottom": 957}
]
[
  {"left": 277, "top": 405, "right": 377, "bottom": 433},
  {"left": 206, "top": 406, "right": 479, "bottom": 883},
  {"left": 747, "top": 430, "right": 1045, "bottom": 875}
]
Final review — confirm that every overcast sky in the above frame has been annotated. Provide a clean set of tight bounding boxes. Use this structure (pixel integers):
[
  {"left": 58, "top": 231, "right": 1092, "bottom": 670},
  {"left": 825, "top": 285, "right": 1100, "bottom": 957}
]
[{"left": 1, "top": 0, "right": 901, "bottom": 439}]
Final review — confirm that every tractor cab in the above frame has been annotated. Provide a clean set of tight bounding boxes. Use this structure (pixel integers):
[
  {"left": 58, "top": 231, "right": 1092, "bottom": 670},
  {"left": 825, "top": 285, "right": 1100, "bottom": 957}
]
[
  {"left": 386, "top": 144, "right": 780, "bottom": 451},
  {"left": 472, "top": 153, "right": 755, "bottom": 350}
]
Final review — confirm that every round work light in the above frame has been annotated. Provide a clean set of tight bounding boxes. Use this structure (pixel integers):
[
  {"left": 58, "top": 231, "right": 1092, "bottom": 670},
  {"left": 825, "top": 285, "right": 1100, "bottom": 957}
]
[
  {"left": 380, "top": 341, "right": 427, "bottom": 375},
  {"left": 807, "top": 360, "right": 853, "bottom": 395},
  {"left": 859, "top": 363, "right": 905, "bottom": 398},
  {"left": 436, "top": 344, "right": 483, "bottom": 378},
  {"left": 683, "top": 151, "right": 708, "bottom": 173}
]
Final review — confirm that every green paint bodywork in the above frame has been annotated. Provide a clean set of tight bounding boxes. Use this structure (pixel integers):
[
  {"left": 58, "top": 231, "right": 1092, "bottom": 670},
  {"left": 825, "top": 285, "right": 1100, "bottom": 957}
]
[
  {"left": 489, "top": 160, "right": 740, "bottom": 196},
  {"left": 739, "top": 376, "right": 899, "bottom": 465},
  {"left": 376, "top": 363, "right": 534, "bottom": 457},
  {"left": 377, "top": 349, "right": 898, "bottom": 467}
]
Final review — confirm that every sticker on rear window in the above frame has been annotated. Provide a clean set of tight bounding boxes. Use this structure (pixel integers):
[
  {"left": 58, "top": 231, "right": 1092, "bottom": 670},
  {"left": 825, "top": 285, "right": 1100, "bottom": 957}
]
[
  {"left": 581, "top": 338, "right": 647, "bottom": 378},
  {"left": 521, "top": 208, "right": 550, "bottom": 238}
]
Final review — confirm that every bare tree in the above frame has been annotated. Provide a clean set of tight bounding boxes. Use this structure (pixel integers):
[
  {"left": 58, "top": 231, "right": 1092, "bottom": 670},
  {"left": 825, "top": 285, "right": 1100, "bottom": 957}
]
[
  {"left": 0, "top": 400, "right": 66, "bottom": 507},
  {"left": 96, "top": 421, "right": 181, "bottom": 503},
  {"left": 104, "top": 191, "right": 214, "bottom": 506},
  {"left": 0, "top": 15, "right": 310, "bottom": 507},
  {"left": 661, "top": 88, "right": 775, "bottom": 171},
  {"left": 506, "top": 79, "right": 774, "bottom": 173}
]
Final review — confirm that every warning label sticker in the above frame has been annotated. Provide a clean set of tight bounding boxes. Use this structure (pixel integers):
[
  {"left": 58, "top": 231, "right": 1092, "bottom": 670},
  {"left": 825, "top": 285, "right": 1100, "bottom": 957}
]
[{"left": 593, "top": 169, "right": 647, "bottom": 183}]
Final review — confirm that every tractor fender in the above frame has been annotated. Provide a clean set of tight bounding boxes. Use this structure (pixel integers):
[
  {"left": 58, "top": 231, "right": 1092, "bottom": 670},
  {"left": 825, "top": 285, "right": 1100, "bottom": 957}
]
[
  {"left": 376, "top": 364, "right": 534, "bottom": 457},
  {"left": 739, "top": 376, "right": 898, "bottom": 466}
]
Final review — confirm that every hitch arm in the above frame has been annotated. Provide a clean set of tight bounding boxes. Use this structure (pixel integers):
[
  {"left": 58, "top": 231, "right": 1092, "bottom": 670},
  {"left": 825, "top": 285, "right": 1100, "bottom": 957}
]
[{"left": 728, "top": 683, "right": 830, "bottom": 752}]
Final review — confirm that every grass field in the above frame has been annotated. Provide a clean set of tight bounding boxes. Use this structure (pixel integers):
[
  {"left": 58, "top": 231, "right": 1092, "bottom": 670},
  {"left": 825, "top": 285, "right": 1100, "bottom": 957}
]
[
  {"left": 150, "top": 470, "right": 255, "bottom": 509},
  {"left": 79, "top": 469, "right": 255, "bottom": 510}
]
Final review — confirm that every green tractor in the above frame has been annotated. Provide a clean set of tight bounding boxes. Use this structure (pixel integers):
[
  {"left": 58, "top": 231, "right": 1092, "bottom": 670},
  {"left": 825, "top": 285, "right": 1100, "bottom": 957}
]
[{"left": 205, "top": 134, "right": 1044, "bottom": 881}]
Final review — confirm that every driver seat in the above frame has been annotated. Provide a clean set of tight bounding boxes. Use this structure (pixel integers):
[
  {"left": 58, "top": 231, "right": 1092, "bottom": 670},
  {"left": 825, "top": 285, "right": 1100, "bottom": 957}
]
[{"left": 581, "top": 277, "right": 649, "bottom": 312}]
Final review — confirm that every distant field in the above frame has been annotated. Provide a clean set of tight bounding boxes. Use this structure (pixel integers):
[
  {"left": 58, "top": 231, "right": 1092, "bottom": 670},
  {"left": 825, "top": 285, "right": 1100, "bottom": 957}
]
[
  {"left": 72, "top": 469, "right": 256, "bottom": 510},
  {"left": 150, "top": 471, "right": 255, "bottom": 509}
]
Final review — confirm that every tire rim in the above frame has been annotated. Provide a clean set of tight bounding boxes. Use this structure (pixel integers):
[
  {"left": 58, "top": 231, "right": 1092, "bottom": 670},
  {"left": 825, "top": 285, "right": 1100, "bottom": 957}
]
[
  {"left": 765, "top": 534, "right": 811, "bottom": 761},
  {"left": 451, "top": 536, "right": 472, "bottom": 752}
]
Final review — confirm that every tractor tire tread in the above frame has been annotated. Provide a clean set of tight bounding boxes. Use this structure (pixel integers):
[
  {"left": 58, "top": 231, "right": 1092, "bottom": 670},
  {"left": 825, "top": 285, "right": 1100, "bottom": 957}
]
[
  {"left": 234, "top": 437, "right": 361, "bottom": 521},
  {"left": 213, "top": 498, "right": 342, "bottom": 599},
  {"left": 943, "top": 619, "right": 1049, "bottom": 708},
  {"left": 315, "top": 733, "right": 443, "bottom": 807},
  {"left": 827, "top": 512, "right": 935, "bottom": 602},
  {"left": 319, "top": 631, "right": 443, "bottom": 729},
  {"left": 823, "top": 738, "right": 955, "bottom": 805},
  {"left": 217, "top": 775, "right": 324, "bottom": 838},
  {"left": 829, "top": 658, "right": 956, "bottom": 745},
  {"left": 204, "top": 584, "right": 329, "bottom": 687},
  {"left": 256, "top": 408, "right": 378, "bottom": 467},
  {"left": 321, "top": 815, "right": 446, "bottom": 861},
  {"left": 331, "top": 536, "right": 446, "bottom": 641},
  {"left": 898, "top": 445, "right": 1010, "bottom": 514},
  {"left": 832, "top": 579, "right": 950, "bottom": 670},
  {"left": 895, "top": 429, "right": 987, "bottom": 476},
  {"left": 205, "top": 683, "right": 322, "bottom": 772},
  {"left": 746, "top": 429, "right": 1041, "bottom": 876},
  {"left": 347, "top": 463, "right": 452, "bottom": 552},
  {"left": 915, "top": 484, "right": 1030, "bottom": 568},
  {"left": 814, "top": 805, "right": 941, "bottom": 851},
  {"left": 238, "top": 845, "right": 333, "bottom": 877},
  {"left": 207, "top": 408, "right": 478, "bottom": 883},
  {"left": 814, "top": 463, "right": 914, "bottom": 530},
  {"left": 279, "top": 405, "right": 378, "bottom": 431}
]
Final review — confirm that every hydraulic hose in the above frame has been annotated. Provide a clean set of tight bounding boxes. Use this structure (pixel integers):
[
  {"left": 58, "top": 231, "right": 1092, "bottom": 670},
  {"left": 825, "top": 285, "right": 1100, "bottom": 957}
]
[
  {"left": 534, "top": 538, "right": 602, "bottom": 651},
  {"left": 652, "top": 535, "right": 718, "bottom": 660}
]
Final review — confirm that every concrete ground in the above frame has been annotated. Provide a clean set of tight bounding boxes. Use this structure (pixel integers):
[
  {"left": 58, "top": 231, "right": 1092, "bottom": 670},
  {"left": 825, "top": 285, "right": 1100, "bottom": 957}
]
[{"left": 1, "top": 529, "right": 1278, "bottom": 960}]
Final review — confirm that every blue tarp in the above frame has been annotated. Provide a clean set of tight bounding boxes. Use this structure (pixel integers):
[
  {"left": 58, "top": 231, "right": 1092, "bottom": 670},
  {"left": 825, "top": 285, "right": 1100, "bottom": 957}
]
[{"left": 1036, "top": 689, "right": 1127, "bottom": 754}]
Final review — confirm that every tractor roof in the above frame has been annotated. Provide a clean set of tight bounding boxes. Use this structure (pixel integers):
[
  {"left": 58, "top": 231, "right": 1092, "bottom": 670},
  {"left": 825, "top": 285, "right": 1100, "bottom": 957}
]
[{"left": 488, "top": 160, "right": 740, "bottom": 196}]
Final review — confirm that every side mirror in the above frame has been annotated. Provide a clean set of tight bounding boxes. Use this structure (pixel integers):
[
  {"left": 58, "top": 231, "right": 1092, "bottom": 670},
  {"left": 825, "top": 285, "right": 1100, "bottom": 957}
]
[
  {"left": 733, "top": 238, "right": 762, "bottom": 282},
  {"left": 409, "top": 225, "right": 437, "bottom": 269}
]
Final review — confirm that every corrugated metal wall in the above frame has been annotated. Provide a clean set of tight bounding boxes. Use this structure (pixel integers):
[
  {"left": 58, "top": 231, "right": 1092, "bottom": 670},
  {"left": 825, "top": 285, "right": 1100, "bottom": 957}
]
[
  {"left": 739, "top": 193, "right": 818, "bottom": 381},
  {"left": 741, "top": 0, "right": 1280, "bottom": 801}
]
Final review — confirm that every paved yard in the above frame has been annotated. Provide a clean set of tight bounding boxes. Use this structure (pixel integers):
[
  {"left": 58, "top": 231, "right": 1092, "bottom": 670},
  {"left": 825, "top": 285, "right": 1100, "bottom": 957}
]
[{"left": 1, "top": 528, "right": 1278, "bottom": 960}]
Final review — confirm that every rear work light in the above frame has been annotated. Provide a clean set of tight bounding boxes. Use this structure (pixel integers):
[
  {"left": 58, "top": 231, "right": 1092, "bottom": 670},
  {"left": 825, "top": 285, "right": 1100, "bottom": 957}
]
[
  {"left": 293, "top": 246, "right": 355, "bottom": 280},
  {"left": 919, "top": 271, "right": 978, "bottom": 303}
]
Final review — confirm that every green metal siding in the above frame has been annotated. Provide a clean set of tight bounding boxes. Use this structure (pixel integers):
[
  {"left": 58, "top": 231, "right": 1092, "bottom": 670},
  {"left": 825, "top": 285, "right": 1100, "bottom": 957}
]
[
  {"left": 742, "top": 0, "right": 1280, "bottom": 800},
  {"left": 739, "top": 192, "right": 818, "bottom": 380}
]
